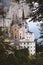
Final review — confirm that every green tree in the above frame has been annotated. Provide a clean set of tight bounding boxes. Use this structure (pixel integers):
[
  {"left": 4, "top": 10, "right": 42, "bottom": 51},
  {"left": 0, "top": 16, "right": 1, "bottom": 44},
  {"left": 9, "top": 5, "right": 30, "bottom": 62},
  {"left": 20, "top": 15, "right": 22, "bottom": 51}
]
[
  {"left": 37, "top": 23, "right": 43, "bottom": 53},
  {"left": 39, "top": 23, "right": 43, "bottom": 44}
]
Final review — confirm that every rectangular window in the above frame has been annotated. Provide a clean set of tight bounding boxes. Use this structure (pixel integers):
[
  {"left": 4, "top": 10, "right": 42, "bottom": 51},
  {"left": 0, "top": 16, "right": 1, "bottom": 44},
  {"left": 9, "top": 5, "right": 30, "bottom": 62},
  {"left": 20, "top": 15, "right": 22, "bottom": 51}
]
[
  {"left": 20, "top": 36, "right": 21, "bottom": 39},
  {"left": 19, "top": 24, "right": 22, "bottom": 28},
  {"left": 31, "top": 46, "right": 32, "bottom": 48},
  {"left": 22, "top": 37, "right": 25, "bottom": 39},
  {"left": 24, "top": 46, "right": 26, "bottom": 48},
  {"left": 24, "top": 43, "right": 25, "bottom": 44},
  {"left": 28, "top": 46, "right": 29, "bottom": 48},
  {"left": 31, "top": 50, "right": 32, "bottom": 52}
]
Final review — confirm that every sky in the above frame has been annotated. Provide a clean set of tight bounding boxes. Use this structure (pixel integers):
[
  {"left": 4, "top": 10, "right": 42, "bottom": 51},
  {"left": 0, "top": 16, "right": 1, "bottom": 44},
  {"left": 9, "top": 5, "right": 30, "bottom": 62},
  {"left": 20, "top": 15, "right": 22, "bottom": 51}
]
[
  {"left": 26, "top": 18, "right": 40, "bottom": 39},
  {"left": 1, "top": 0, "right": 11, "bottom": 6}
]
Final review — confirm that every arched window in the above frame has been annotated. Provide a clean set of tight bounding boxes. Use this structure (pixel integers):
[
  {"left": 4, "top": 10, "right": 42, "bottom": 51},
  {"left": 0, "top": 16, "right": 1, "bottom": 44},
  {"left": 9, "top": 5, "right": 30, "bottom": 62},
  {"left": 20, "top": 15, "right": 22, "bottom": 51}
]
[{"left": 20, "top": 33, "right": 21, "bottom": 39}]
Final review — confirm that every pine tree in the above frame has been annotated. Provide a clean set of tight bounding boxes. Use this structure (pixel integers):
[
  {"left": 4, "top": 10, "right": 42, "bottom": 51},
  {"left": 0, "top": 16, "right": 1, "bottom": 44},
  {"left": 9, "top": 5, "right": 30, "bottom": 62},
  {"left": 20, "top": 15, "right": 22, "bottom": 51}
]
[
  {"left": 39, "top": 22, "right": 43, "bottom": 45},
  {"left": 36, "top": 22, "right": 43, "bottom": 53},
  {"left": 28, "top": 0, "right": 43, "bottom": 22},
  {"left": 0, "top": 27, "right": 13, "bottom": 55}
]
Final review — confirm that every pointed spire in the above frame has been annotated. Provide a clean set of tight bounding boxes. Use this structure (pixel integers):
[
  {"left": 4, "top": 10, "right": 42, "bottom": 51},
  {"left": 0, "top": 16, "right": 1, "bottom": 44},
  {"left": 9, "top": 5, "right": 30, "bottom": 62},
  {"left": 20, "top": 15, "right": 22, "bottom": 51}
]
[
  {"left": 22, "top": 9, "right": 25, "bottom": 20},
  {"left": 11, "top": 15, "right": 14, "bottom": 26}
]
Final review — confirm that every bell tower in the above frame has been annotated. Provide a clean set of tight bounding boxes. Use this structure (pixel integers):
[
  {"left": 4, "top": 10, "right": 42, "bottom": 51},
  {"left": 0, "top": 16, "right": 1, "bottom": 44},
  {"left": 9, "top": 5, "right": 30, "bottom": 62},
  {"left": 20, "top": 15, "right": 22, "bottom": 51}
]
[
  {"left": 10, "top": 0, "right": 31, "bottom": 47},
  {"left": 11, "top": 15, "right": 19, "bottom": 46}
]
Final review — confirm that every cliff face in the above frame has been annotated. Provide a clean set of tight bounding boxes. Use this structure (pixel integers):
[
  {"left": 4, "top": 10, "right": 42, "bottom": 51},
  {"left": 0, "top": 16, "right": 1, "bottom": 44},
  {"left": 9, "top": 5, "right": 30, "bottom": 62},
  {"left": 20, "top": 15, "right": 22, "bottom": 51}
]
[{"left": 9, "top": 1, "right": 31, "bottom": 21}]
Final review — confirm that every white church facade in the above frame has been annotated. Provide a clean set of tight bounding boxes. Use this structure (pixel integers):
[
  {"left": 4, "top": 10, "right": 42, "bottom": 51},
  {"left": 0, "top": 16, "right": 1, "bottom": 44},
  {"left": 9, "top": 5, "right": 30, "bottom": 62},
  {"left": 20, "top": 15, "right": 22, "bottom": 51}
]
[{"left": 0, "top": 0, "right": 36, "bottom": 55}]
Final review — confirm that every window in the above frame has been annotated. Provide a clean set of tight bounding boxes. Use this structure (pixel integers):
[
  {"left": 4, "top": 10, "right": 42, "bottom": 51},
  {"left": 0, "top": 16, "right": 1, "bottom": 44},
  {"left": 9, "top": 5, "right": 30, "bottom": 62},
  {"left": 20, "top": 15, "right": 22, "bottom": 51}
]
[
  {"left": 31, "top": 46, "right": 32, "bottom": 48},
  {"left": 24, "top": 46, "right": 26, "bottom": 48},
  {"left": 31, "top": 50, "right": 32, "bottom": 52},
  {"left": 25, "top": 25, "right": 27, "bottom": 28},
  {"left": 15, "top": 35, "right": 17, "bottom": 39},
  {"left": 20, "top": 36, "right": 21, "bottom": 39},
  {"left": 20, "top": 33, "right": 21, "bottom": 35},
  {"left": 22, "top": 23, "right": 24, "bottom": 26},
  {"left": 24, "top": 43, "right": 25, "bottom": 44},
  {"left": 27, "top": 37, "right": 28, "bottom": 39},
  {"left": 28, "top": 46, "right": 29, "bottom": 48},
  {"left": 19, "top": 24, "right": 22, "bottom": 28},
  {"left": 22, "top": 37, "right": 25, "bottom": 39},
  {"left": 15, "top": 29, "right": 16, "bottom": 31},
  {"left": 20, "top": 33, "right": 21, "bottom": 39}
]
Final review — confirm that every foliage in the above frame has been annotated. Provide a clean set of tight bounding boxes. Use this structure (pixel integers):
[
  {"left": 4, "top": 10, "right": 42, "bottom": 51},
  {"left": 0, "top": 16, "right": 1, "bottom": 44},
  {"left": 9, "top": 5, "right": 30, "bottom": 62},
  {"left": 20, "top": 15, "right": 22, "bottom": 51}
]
[
  {"left": 39, "top": 23, "right": 43, "bottom": 39},
  {"left": 36, "top": 23, "right": 43, "bottom": 53},
  {"left": 0, "top": 27, "right": 43, "bottom": 65},
  {"left": 36, "top": 43, "right": 43, "bottom": 54},
  {"left": 0, "top": 27, "right": 29, "bottom": 65}
]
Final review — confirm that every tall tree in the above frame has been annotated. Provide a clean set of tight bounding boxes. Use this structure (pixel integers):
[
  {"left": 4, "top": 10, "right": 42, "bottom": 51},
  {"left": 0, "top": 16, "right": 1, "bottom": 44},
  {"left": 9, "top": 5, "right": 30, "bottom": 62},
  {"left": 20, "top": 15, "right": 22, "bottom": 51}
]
[
  {"left": 37, "top": 22, "right": 43, "bottom": 53},
  {"left": 27, "top": 0, "right": 43, "bottom": 22},
  {"left": 39, "top": 23, "right": 43, "bottom": 44}
]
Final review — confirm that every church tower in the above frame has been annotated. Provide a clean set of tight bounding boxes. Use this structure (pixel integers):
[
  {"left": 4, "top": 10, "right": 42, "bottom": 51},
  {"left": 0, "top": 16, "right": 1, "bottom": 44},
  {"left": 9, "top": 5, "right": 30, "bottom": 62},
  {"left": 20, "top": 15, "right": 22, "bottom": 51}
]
[{"left": 9, "top": 0, "right": 32, "bottom": 46}]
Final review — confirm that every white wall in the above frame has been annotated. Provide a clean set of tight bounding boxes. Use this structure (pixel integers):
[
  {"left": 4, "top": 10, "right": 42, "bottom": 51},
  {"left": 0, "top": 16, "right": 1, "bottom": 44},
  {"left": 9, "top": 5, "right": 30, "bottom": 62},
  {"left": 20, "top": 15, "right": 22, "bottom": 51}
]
[{"left": 19, "top": 42, "right": 35, "bottom": 55}]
